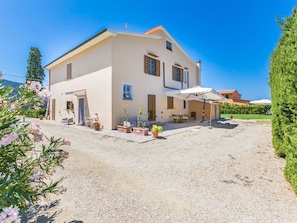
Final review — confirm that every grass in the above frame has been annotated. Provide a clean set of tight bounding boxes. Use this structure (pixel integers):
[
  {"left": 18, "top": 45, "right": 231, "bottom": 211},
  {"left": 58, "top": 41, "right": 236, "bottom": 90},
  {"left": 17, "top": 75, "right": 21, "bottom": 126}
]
[{"left": 220, "top": 114, "right": 271, "bottom": 120}]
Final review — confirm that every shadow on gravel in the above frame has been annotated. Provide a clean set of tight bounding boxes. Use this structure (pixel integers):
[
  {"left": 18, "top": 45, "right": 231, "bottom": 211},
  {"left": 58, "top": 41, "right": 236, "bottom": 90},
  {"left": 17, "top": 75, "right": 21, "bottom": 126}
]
[
  {"left": 210, "top": 122, "right": 239, "bottom": 129},
  {"left": 21, "top": 200, "right": 84, "bottom": 223}
]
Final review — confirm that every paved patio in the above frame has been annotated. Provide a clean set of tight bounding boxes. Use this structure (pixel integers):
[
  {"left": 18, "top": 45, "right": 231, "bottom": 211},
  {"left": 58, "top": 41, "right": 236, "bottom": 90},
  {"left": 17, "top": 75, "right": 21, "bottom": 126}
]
[{"left": 38, "top": 118, "right": 236, "bottom": 143}]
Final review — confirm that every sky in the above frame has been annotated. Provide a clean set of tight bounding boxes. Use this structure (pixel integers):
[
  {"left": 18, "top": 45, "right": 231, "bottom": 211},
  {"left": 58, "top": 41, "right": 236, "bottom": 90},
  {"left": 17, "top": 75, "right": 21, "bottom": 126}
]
[{"left": 0, "top": 0, "right": 296, "bottom": 100}]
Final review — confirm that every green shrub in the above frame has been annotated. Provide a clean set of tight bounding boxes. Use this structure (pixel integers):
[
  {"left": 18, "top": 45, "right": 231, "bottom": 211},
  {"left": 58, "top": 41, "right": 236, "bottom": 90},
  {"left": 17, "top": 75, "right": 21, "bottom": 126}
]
[
  {"left": 269, "top": 7, "right": 297, "bottom": 193},
  {"left": 0, "top": 81, "right": 69, "bottom": 221}
]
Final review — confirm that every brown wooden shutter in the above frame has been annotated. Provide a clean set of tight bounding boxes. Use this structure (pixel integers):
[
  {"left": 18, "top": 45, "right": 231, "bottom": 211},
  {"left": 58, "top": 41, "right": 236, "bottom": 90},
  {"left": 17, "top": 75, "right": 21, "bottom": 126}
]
[
  {"left": 180, "top": 68, "right": 184, "bottom": 82},
  {"left": 156, "top": 59, "right": 160, "bottom": 76},
  {"left": 67, "top": 63, "right": 72, "bottom": 79},
  {"left": 144, "top": 55, "right": 148, "bottom": 74}
]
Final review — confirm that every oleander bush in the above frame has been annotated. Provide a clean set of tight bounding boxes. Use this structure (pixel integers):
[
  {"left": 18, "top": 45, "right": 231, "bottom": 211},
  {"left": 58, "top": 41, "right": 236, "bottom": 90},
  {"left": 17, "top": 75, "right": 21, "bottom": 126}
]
[{"left": 0, "top": 81, "right": 70, "bottom": 222}]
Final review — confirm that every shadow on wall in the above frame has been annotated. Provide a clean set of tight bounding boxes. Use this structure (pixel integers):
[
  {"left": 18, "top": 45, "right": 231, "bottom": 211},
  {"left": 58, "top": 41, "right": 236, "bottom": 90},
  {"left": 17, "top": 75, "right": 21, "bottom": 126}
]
[{"left": 21, "top": 200, "right": 84, "bottom": 223}]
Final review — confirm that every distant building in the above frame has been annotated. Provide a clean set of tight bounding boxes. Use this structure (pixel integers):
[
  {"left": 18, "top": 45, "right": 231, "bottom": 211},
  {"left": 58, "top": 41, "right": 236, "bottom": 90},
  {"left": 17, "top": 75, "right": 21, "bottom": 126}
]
[{"left": 218, "top": 89, "right": 250, "bottom": 104}]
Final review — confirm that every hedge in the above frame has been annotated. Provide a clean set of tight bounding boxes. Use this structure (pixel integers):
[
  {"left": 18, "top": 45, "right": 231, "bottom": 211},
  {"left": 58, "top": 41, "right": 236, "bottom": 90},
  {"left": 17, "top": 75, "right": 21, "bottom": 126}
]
[
  {"left": 269, "top": 7, "right": 297, "bottom": 193},
  {"left": 220, "top": 103, "right": 271, "bottom": 115}
]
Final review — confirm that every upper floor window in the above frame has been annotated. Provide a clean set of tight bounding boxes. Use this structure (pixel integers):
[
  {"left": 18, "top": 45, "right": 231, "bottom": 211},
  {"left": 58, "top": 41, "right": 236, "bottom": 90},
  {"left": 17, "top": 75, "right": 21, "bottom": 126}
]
[
  {"left": 144, "top": 55, "right": 160, "bottom": 76},
  {"left": 67, "top": 63, "right": 72, "bottom": 79},
  {"left": 172, "top": 66, "right": 183, "bottom": 82},
  {"left": 166, "top": 40, "right": 173, "bottom": 51},
  {"left": 184, "top": 69, "right": 189, "bottom": 84},
  {"left": 122, "top": 84, "right": 133, "bottom": 100},
  {"left": 225, "top": 94, "right": 229, "bottom": 99}
]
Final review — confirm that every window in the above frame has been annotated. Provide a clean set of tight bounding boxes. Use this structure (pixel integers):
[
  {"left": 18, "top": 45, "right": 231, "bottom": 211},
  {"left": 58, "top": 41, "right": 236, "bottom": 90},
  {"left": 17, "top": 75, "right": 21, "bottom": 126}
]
[
  {"left": 67, "top": 63, "right": 72, "bottom": 79},
  {"left": 144, "top": 55, "right": 160, "bottom": 76},
  {"left": 183, "top": 100, "right": 186, "bottom": 109},
  {"left": 122, "top": 84, "right": 133, "bottom": 100},
  {"left": 225, "top": 94, "right": 229, "bottom": 99},
  {"left": 172, "top": 66, "right": 183, "bottom": 82},
  {"left": 66, "top": 101, "right": 74, "bottom": 111},
  {"left": 184, "top": 69, "right": 189, "bottom": 84},
  {"left": 167, "top": 96, "right": 174, "bottom": 109},
  {"left": 166, "top": 40, "right": 173, "bottom": 51}
]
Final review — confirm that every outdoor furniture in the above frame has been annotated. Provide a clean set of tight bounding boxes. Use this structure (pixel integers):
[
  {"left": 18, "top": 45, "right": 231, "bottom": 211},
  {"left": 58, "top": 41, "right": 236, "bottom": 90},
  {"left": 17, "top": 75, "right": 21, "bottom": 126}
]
[
  {"left": 172, "top": 114, "right": 179, "bottom": 123},
  {"left": 182, "top": 114, "right": 188, "bottom": 122},
  {"left": 86, "top": 113, "right": 99, "bottom": 128},
  {"left": 60, "top": 110, "right": 75, "bottom": 125},
  {"left": 172, "top": 114, "right": 188, "bottom": 123}
]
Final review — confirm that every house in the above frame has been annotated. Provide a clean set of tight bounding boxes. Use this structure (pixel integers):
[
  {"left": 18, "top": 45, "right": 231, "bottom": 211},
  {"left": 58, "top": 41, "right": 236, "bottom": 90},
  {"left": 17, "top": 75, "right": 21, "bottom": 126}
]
[
  {"left": 218, "top": 89, "right": 250, "bottom": 105},
  {"left": 45, "top": 26, "right": 219, "bottom": 129}
]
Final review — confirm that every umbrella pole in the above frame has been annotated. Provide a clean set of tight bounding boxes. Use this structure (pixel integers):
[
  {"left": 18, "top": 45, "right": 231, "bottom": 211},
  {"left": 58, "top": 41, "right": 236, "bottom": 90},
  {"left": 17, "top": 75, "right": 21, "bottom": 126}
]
[
  {"left": 209, "top": 103, "right": 212, "bottom": 127},
  {"left": 202, "top": 99, "right": 205, "bottom": 122}
]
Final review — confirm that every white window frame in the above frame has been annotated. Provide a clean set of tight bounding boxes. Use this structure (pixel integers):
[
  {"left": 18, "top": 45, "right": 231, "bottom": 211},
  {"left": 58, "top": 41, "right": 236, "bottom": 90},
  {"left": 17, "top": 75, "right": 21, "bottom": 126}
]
[{"left": 122, "top": 83, "right": 133, "bottom": 100}]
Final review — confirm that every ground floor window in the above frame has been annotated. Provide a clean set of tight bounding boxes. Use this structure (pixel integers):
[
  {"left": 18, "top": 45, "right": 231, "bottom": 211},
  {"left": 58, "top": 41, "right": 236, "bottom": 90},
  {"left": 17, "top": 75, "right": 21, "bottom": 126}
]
[
  {"left": 167, "top": 96, "right": 174, "bottom": 109},
  {"left": 123, "top": 84, "right": 133, "bottom": 100}
]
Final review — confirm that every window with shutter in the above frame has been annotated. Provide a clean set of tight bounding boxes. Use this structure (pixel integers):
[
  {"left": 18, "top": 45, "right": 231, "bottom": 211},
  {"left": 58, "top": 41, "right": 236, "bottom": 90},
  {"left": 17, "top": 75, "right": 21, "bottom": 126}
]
[
  {"left": 172, "top": 66, "right": 183, "bottom": 82},
  {"left": 144, "top": 55, "right": 160, "bottom": 76}
]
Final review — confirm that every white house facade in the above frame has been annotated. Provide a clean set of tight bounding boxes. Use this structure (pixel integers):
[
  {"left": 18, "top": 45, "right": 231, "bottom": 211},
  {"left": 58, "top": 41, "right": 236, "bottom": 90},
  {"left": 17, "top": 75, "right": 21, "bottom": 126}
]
[{"left": 45, "top": 26, "right": 212, "bottom": 130}]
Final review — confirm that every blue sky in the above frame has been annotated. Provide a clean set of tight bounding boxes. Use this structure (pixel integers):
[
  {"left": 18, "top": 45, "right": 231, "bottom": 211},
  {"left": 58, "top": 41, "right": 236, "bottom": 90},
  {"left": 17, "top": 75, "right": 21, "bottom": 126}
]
[{"left": 0, "top": 0, "right": 296, "bottom": 100}]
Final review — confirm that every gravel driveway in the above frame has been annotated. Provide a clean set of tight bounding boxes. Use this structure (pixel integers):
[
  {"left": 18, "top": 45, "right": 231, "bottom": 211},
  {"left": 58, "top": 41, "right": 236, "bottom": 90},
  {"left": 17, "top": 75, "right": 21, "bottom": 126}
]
[{"left": 23, "top": 119, "right": 297, "bottom": 223}]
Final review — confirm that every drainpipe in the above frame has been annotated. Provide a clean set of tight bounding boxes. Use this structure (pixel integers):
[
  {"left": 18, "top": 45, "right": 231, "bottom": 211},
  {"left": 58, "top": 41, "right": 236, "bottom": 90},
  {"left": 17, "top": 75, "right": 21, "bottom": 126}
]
[{"left": 163, "top": 62, "right": 180, "bottom": 90}]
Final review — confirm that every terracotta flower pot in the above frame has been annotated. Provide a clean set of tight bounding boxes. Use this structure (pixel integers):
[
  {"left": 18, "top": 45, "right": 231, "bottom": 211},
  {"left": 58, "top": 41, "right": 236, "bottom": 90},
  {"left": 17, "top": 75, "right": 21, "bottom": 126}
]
[
  {"left": 152, "top": 132, "right": 158, "bottom": 138},
  {"left": 94, "top": 123, "right": 100, "bottom": 131}
]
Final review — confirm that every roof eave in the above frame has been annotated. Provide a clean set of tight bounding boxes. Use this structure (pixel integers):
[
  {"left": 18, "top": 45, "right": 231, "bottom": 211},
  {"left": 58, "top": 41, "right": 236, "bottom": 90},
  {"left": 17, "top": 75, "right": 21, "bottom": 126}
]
[{"left": 45, "top": 28, "right": 115, "bottom": 70}]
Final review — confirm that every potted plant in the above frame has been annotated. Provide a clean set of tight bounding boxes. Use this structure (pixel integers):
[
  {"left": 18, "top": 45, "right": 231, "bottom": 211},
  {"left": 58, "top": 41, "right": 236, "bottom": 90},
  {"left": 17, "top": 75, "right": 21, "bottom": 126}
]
[
  {"left": 133, "top": 103, "right": 149, "bottom": 136},
  {"left": 151, "top": 125, "right": 163, "bottom": 138},
  {"left": 117, "top": 103, "right": 131, "bottom": 133}
]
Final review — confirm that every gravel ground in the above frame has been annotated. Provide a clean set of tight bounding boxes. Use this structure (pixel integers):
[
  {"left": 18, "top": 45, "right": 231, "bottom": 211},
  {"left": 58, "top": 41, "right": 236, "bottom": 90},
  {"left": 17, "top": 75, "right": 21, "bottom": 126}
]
[{"left": 22, "top": 119, "right": 297, "bottom": 223}]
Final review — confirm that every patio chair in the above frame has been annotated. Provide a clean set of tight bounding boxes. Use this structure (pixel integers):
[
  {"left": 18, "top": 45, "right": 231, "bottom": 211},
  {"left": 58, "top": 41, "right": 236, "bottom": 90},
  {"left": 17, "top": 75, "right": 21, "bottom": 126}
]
[
  {"left": 182, "top": 114, "right": 188, "bottom": 122},
  {"left": 172, "top": 114, "right": 179, "bottom": 123},
  {"left": 60, "top": 110, "right": 75, "bottom": 125}
]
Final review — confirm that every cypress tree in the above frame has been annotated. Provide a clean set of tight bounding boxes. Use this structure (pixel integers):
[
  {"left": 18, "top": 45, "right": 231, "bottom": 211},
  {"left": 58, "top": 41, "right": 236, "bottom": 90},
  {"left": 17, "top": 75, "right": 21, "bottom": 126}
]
[{"left": 26, "top": 47, "right": 45, "bottom": 84}]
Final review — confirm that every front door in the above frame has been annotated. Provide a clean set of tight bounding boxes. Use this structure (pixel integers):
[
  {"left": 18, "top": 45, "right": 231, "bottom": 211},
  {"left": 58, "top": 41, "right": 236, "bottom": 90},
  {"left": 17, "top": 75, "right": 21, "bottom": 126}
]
[
  {"left": 148, "top": 94, "right": 156, "bottom": 121},
  {"left": 78, "top": 98, "right": 85, "bottom": 125}
]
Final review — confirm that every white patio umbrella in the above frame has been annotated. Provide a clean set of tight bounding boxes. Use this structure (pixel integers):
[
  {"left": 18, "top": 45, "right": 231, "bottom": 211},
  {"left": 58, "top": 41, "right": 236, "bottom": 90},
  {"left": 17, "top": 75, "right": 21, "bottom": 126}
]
[
  {"left": 165, "top": 86, "right": 226, "bottom": 102},
  {"left": 165, "top": 86, "right": 226, "bottom": 124},
  {"left": 249, "top": 99, "right": 271, "bottom": 105}
]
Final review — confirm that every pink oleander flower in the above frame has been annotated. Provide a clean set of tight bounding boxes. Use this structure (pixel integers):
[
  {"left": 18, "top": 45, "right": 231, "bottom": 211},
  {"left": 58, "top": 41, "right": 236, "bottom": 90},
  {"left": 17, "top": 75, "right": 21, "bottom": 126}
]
[
  {"left": 59, "top": 151, "right": 69, "bottom": 159},
  {"left": 29, "top": 170, "right": 46, "bottom": 182},
  {"left": 32, "top": 132, "right": 43, "bottom": 142},
  {"left": 28, "top": 123, "right": 43, "bottom": 142},
  {"left": 0, "top": 206, "right": 20, "bottom": 223},
  {"left": 27, "top": 81, "right": 42, "bottom": 93},
  {"left": 0, "top": 133, "right": 18, "bottom": 147},
  {"left": 28, "top": 122, "right": 41, "bottom": 135},
  {"left": 61, "top": 138, "right": 71, "bottom": 146},
  {"left": 37, "top": 89, "right": 52, "bottom": 99}
]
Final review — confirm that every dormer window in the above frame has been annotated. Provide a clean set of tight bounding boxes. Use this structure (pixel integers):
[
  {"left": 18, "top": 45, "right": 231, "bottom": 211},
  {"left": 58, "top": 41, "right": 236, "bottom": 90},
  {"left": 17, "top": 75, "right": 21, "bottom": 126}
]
[{"left": 166, "top": 40, "right": 173, "bottom": 51}]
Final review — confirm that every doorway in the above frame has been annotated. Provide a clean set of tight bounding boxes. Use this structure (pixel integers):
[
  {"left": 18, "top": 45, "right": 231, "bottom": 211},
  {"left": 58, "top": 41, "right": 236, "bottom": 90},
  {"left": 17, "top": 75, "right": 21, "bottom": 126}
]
[
  {"left": 78, "top": 98, "right": 85, "bottom": 125},
  {"left": 148, "top": 94, "right": 156, "bottom": 122}
]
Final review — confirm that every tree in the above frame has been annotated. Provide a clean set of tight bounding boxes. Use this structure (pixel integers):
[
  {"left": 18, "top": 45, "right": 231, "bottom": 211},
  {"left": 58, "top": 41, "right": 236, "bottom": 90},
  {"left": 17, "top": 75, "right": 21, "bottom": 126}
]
[{"left": 26, "top": 47, "right": 45, "bottom": 85}]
